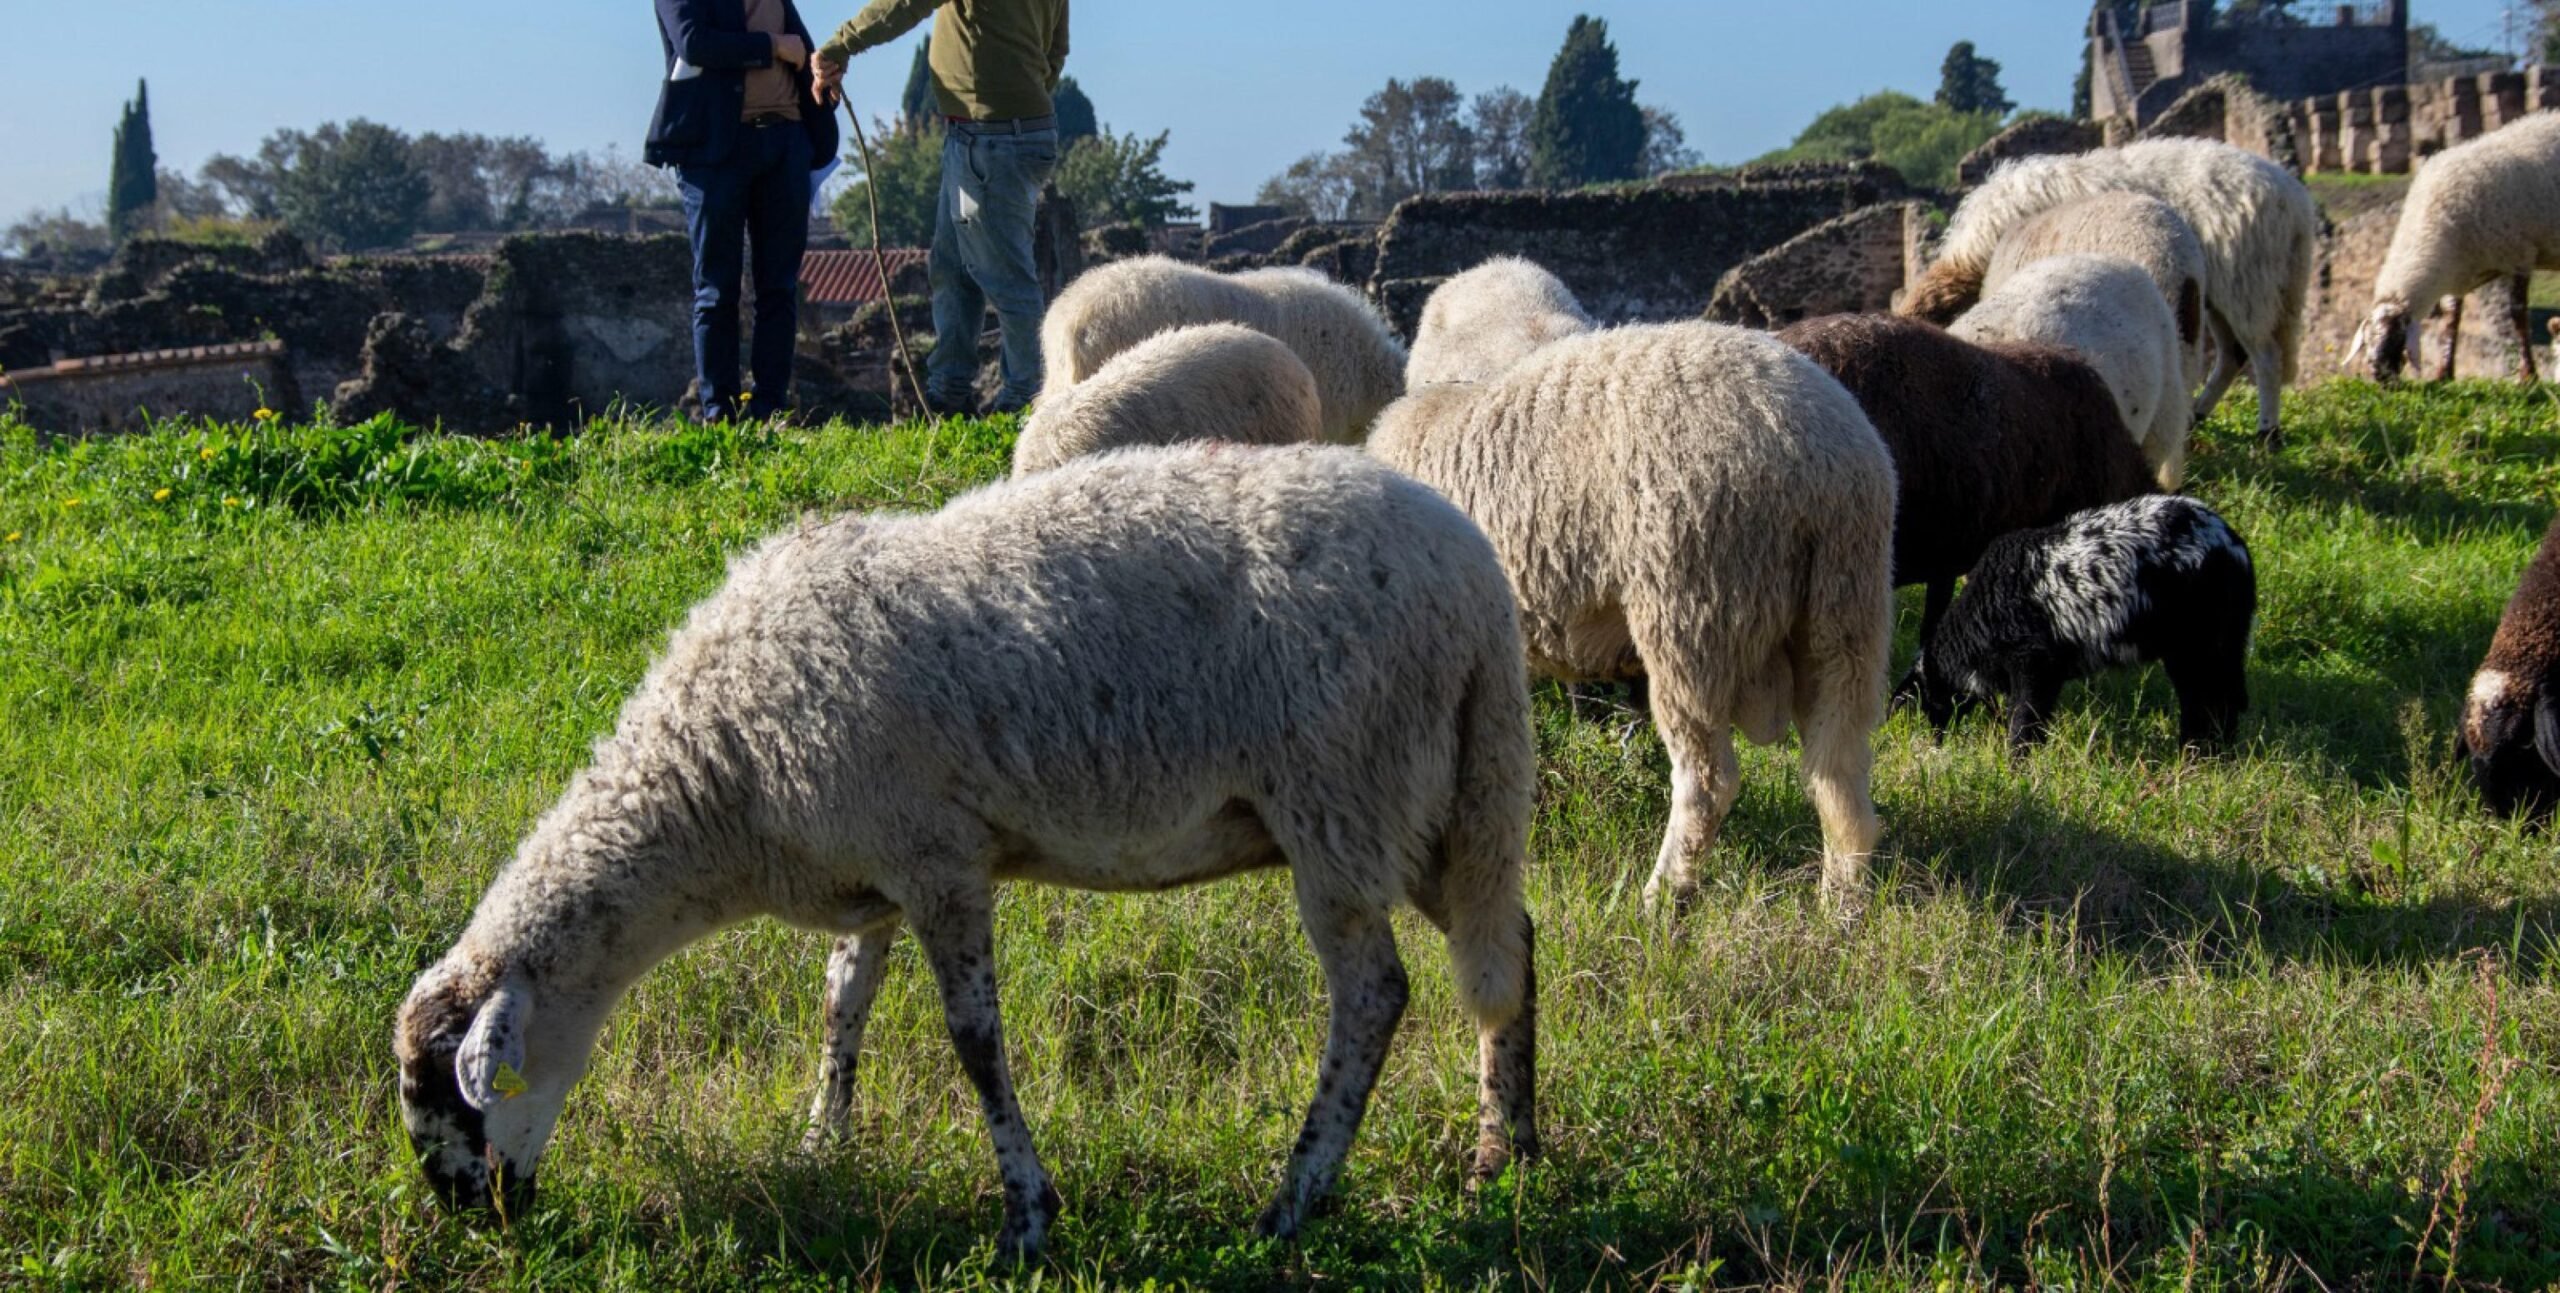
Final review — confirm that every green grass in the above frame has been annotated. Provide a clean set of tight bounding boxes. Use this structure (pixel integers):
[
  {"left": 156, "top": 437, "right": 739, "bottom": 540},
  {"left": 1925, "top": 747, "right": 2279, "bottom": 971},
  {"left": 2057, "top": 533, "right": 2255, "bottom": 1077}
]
[{"left": 3, "top": 386, "right": 2559, "bottom": 1289}]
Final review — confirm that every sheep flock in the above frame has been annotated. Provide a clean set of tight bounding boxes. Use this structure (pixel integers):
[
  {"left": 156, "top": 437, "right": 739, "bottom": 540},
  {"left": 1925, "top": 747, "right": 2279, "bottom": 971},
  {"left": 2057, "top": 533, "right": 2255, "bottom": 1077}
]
[{"left": 397, "top": 126, "right": 2560, "bottom": 1261}]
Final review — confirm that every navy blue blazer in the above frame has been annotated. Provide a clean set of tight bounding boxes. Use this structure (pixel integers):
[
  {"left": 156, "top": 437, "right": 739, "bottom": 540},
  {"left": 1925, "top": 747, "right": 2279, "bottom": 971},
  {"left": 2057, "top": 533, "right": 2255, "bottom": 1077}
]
[{"left": 646, "top": 0, "right": 841, "bottom": 169}]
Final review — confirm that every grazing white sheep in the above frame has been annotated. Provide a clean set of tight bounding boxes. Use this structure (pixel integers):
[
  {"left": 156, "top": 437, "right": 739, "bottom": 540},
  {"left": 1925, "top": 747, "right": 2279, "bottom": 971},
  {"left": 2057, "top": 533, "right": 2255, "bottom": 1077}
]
[
  {"left": 2352, "top": 111, "right": 2560, "bottom": 384},
  {"left": 1039, "top": 256, "right": 1407, "bottom": 442},
  {"left": 393, "top": 445, "right": 1539, "bottom": 1263},
  {"left": 1902, "top": 137, "right": 2317, "bottom": 445},
  {"left": 1011, "top": 324, "right": 1323, "bottom": 477},
  {"left": 1952, "top": 254, "right": 2196, "bottom": 489},
  {"left": 1978, "top": 191, "right": 2210, "bottom": 392},
  {"left": 1369, "top": 320, "right": 1896, "bottom": 909},
  {"left": 1406, "top": 256, "right": 1595, "bottom": 386}
]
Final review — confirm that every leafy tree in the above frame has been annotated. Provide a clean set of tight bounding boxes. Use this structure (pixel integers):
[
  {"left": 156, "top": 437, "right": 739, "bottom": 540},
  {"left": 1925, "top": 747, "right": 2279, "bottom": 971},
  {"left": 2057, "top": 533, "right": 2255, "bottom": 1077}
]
[
  {"left": 201, "top": 133, "right": 303, "bottom": 221},
  {"left": 276, "top": 120, "right": 433, "bottom": 251},
  {"left": 152, "top": 169, "right": 230, "bottom": 224},
  {"left": 1, "top": 208, "right": 114, "bottom": 263},
  {"left": 554, "top": 145, "right": 680, "bottom": 211},
  {"left": 107, "top": 81, "right": 159, "bottom": 241},
  {"left": 1055, "top": 126, "right": 1197, "bottom": 227},
  {"left": 900, "top": 37, "right": 938, "bottom": 133},
  {"left": 1529, "top": 15, "right": 1646, "bottom": 189},
  {"left": 831, "top": 118, "right": 943, "bottom": 246},
  {"left": 1255, "top": 151, "right": 1360, "bottom": 222},
  {"left": 1639, "top": 106, "right": 1701, "bottom": 177},
  {"left": 1054, "top": 76, "right": 1098, "bottom": 146},
  {"left": 1752, "top": 91, "right": 2004, "bottom": 189},
  {"left": 1342, "top": 77, "right": 1474, "bottom": 216},
  {"left": 1469, "top": 88, "right": 1535, "bottom": 190},
  {"left": 1935, "top": 41, "right": 2015, "bottom": 117},
  {"left": 410, "top": 132, "right": 579, "bottom": 231}
]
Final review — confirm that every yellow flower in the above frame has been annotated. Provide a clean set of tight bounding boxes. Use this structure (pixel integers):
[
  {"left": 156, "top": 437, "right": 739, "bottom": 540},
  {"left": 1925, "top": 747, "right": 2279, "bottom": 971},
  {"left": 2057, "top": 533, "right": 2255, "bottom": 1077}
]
[
  {"left": 200, "top": 446, "right": 218, "bottom": 461},
  {"left": 253, "top": 407, "right": 277, "bottom": 423},
  {"left": 153, "top": 488, "right": 172, "bottom": 502},
  {"left": 223, "top": 496, "right": 241, "bottom": 507},
  {"left": 60, "top": 498, "right": 80, "bottom": 509},
  {"left": 3, "top": 532, "right": 19, "bottom": 543}
]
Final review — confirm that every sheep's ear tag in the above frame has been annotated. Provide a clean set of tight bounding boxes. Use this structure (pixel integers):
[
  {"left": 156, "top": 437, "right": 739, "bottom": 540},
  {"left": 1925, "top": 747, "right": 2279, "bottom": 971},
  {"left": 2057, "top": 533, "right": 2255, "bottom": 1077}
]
[
  {"left": 491, "top": 1062, "right": 528, "bottom": 1101},
  {"left": 455, "top": 983, "right": 532, "bottom": 1112}
]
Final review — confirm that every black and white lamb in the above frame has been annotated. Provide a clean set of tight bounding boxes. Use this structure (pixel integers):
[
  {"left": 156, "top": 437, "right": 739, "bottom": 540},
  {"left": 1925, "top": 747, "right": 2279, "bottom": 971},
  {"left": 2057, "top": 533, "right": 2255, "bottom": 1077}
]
[{"left": 1912, "top": 495, "right": 2256, "bottom": 754}]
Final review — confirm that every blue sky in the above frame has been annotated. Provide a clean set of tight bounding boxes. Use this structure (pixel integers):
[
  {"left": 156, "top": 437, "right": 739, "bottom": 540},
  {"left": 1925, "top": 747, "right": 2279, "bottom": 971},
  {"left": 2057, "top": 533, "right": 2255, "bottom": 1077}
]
[{"left": 0, "top": 1, "right": 2531, "bottom": 220}]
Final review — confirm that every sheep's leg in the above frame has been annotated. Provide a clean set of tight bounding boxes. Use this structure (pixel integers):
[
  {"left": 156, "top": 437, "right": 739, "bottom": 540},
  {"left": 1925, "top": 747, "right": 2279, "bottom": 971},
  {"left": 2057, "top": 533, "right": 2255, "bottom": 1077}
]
[
  {"left": 1641, "top": 721, "right": 1740, "bottom": 915},
  {"left": 1797, "top": 665, "right": 1884, "bottom": 908},
  {"left": 1893, "top": 578, "right": 1957, "bottom": 707},
  {"left": 1467, "top": 912, "right": 1537, "bottom": 1185},
  {"left": 1257, "top": 894, "right": 1408, "bottom": 1240},
  {"left": 2510, "top": 274, "right": 2539, "bottom": 385},
  {"left": 2434, "top": 295, "right": 2464, "bottom": 383},
  {"left": 2165, "top": 643, "right": 2249, "bottom": 752},
  {"left": 908, "top": 889, "right": 1059, "bottom": 1265},
  {"left": 2193, "top": 311, "right": 2244, "bottom": 423},
  {"left": 802, "top": 918, "right": 901, "bottom": 1151},
  {"left": 2004, "top": 671, "right": 2065, "bottom": 756},
  {"left": 1403, "top": 883, "right": 1538, "bottom": 1185}
]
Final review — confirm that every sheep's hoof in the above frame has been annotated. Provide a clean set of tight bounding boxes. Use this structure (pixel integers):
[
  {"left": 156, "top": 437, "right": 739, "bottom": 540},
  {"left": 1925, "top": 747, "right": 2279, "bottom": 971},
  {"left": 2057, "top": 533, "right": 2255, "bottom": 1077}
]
[
  {"left": 1640, "top": 876, "right": 1698, "bottom": 919},
  {"left": 1818, "top": 872, "right": 1871, "bottom": 925},
  {"left": 994, "top": 1181, "right": 1063, "bottom": 1266},
  {"left": 1254, "top": 1197, "right": 1303, "bottom": 1242}
]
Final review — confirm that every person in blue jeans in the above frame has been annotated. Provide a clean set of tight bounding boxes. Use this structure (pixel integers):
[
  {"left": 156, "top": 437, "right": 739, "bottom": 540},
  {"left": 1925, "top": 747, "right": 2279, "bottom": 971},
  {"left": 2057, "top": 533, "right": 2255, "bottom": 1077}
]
[
  {"left": 647, "top": 0, "right": 841, "bottom": 422},
  {"left": 817, "top": 0, "right": 1069, "bottom": 416}
]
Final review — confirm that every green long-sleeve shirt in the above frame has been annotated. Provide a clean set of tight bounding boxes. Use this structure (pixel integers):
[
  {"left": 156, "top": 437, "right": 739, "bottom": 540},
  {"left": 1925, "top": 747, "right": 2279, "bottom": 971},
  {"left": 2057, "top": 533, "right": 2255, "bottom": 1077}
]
[{"left": 819, "top": 0, "right": 1068, "bottom": 123}]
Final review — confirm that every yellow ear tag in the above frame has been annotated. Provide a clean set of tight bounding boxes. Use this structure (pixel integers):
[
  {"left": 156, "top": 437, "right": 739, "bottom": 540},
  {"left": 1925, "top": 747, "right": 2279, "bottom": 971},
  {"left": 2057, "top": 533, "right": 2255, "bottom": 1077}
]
[{"left": 492, "top": 1062, "right": 529, "bottom": 1101}]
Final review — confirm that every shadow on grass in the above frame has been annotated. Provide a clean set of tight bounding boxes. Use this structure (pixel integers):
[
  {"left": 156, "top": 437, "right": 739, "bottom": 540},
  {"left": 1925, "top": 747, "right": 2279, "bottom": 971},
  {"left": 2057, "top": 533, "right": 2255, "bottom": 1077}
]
[
  {"left": 1895, "top": 787, "right": 2559, "bottom": 976},
  {"left": 609, "top": 1101, "right": 2560, "bottom": 1289}
]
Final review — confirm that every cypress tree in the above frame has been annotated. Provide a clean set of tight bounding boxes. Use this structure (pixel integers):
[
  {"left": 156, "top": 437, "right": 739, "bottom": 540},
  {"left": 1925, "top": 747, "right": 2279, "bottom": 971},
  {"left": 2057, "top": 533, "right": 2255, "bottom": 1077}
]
[
  {"left": 107, "top": 80, "right": 159, "bottom": 240},
  {"left": 899, "top": 38, "right": 936, "bottom": 133},
  {"left": 1054, "top": 77, "right": 1098, "bottom": 147},
  {"left": 1935, "top": 41, "right": 2015, "bottom": 116},
  {"left": 1528, "top": 16, "right": 1646, "bottom": 189}
]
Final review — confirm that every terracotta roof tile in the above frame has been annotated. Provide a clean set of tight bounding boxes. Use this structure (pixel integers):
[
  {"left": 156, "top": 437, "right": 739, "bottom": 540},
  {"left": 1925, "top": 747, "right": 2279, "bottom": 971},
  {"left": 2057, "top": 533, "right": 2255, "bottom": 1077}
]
[{"left": 802, "top": 249, "right": 928, "bottom": 305}]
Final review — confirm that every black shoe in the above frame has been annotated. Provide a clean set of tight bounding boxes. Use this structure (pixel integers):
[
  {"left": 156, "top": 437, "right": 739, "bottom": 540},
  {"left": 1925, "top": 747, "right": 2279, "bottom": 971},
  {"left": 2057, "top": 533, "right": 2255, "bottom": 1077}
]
[{"left": 923, "top": 391, "right": 979, "bottom": 418}]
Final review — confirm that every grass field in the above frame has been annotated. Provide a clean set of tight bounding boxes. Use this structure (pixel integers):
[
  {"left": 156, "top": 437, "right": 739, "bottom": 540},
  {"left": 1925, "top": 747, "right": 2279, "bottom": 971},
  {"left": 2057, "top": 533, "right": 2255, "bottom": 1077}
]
[{"left": 4, "top": 385, "right": 2559, "bottom": 1290}]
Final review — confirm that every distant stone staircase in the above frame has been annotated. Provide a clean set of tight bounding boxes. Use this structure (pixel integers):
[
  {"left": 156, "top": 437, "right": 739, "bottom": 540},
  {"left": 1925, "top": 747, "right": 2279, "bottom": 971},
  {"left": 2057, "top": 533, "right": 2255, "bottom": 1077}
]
[{"left": 2122, "top": 41, "right": 2159, "bottom": 98}]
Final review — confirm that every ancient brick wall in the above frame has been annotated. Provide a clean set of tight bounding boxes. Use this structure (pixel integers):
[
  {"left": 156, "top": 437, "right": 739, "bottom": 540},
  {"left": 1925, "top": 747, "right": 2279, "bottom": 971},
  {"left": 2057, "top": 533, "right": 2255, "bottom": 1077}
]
[
  {"left": 2191, "top": 68, "right": 2560, "bottom": 176},
  {"left": 1957, "top": 118, "right": 2105, "bottom": 188},
  {"left": 1369, "top": 170, "right": 1907, "bottom": 336},
  {"left": 1705, "top": 203, "right": 1931, "bottom": 329},
  {"left": 335, "top": 233, "right": 695, "bottom": 429},
  {"left": 1, "top": 342, "right": 293, "bottom": 438}
]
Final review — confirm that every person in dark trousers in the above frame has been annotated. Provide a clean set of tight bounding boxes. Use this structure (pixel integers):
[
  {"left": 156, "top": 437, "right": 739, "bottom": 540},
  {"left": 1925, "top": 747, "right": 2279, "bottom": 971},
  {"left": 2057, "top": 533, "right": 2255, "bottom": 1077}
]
[
  {"left": 648, "top": 0, "right": 842, "bottom": 422},
  {"left": 815, "top": 0, "right": 1067, "bottom": 416}
]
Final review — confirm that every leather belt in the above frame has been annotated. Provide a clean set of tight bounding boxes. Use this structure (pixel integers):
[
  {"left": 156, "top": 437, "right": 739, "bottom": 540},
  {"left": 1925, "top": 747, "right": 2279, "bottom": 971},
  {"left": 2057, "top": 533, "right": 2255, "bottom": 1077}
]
[{"left": 945, "top": 114, "right": 1056, "bottom": 135}]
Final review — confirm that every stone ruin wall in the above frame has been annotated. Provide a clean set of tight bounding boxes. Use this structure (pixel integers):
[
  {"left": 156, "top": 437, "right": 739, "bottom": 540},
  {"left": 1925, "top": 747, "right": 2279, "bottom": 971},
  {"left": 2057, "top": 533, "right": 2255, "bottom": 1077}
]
[
  {"left": 1, "top": 342, "right": 295, "bottom": 438},
  {"left": 2261, "top": 67, "right": 2560, "bottom": 176},
  {"left": 1368, "top": 164, "right": 1912, "bottom": 338}
]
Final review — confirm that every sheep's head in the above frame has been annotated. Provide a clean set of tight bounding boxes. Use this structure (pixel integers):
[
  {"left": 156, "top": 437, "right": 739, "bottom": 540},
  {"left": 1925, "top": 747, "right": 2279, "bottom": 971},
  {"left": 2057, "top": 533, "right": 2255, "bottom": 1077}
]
[
  {"left": 1908, "top": 650, "right": 1987, "bottom": 740},
  {"left": 2351, "top": 302, "right": 2415, "bottom": 383},
  {"left": 2457, "top": 667, "right": 2560, "bottom": 822},
  {"left": 395, "top": 961, "right": 573, "bottom": 1221}
]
